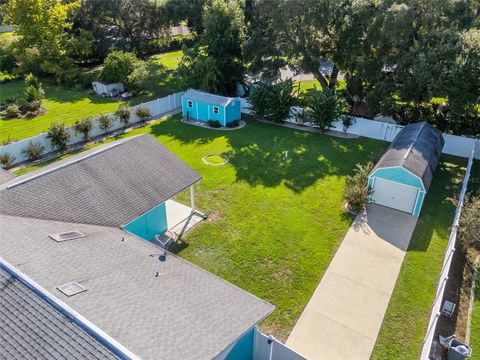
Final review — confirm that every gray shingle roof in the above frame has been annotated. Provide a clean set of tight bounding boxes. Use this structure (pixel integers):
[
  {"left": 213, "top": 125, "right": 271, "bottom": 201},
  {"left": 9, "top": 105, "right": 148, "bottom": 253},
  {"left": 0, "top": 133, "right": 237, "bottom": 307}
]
[
  {"left": 0, "top": 214, "right": 274, "bottom": 360},
  {"left": 372, "top": 122, "right": 445, "bottom": 191},
  {"left": 0, "top": 168, "right": 14, "bottom": 184},
  {"left": 183, "top": 89, "right": 234, "bottom": 107},
  {"left": 0, "top": 267, "right": 119, "bottom": 360},
  {"left": 0, "top": 134, "right": 202, "bottom": 227}
]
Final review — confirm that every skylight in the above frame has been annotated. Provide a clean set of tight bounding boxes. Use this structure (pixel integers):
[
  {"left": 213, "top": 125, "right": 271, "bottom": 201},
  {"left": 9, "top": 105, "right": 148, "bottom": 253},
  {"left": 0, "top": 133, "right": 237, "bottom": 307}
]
[
  {"left": 57, "top": 282, "right": 87, "bottom": 297},
  {"left": 49, "top": 231, "right": 86, "bottom": 242}
]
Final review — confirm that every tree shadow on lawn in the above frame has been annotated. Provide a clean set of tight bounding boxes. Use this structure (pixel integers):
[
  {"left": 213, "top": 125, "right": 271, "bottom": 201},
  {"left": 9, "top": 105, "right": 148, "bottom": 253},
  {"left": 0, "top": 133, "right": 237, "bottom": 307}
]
[
  {"left": 407, "top": 156, "right": 466, "bottom": 252},
  {"left": 151, "top": 117, "right": 386, "bottom": 193}
]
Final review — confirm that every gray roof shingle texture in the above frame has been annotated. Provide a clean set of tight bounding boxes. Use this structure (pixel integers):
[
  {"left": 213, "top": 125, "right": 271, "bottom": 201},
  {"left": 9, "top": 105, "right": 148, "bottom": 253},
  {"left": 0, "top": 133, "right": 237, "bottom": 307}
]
[
  {"left": 0, "top": 267, "right": 119, "bottom": 360},
  {"left": 0, "top": 134, "right": 202, "bottom": 226},
  {"left": 0, "top": 215, "right": 274, "bottom": 360},
  {"left": 372, "top": 122, "right": 445, "bottom": 191},
  {"left": 182, "top": 89, "right": 233, "bottom": 107}
]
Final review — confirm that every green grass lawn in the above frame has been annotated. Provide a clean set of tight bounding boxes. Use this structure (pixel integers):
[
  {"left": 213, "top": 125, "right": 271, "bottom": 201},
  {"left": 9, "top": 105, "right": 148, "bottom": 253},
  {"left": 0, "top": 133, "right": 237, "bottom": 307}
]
[
  {"left": 293, "top": 79, "right": 346, "bottom": 96},
  {"left": 0, "top": 50, "right": 185, "bottom": 142},
  {"left": 372, "top": 156, "right": 468, "bottom": 359},
  {"left": 471, "top": 263, "right": 480, "bottom": 360},
  {"left": 14, "top": 115, "right": 388, "bottom": 340},
  {"left": 0, "top": 80, "right": 123, "bottom": 142},
  {"left": 11, "top": 114, "right": 467, "bottom": 346},
  {"left": 150, "top": 50, "right": 183, "bottom": 70}
]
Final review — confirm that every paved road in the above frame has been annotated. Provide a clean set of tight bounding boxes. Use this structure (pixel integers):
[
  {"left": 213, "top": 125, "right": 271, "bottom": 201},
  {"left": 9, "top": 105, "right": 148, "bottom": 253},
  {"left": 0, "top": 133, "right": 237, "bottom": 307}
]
[{"left": 286, "top": 204, "right": 418, "bottom": 360}]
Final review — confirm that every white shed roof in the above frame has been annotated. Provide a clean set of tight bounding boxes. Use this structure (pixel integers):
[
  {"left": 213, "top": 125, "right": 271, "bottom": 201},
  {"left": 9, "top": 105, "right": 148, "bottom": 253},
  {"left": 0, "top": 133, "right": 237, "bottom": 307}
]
[{"left": 182, "top": 89, "right": 234, "bottom": 107}]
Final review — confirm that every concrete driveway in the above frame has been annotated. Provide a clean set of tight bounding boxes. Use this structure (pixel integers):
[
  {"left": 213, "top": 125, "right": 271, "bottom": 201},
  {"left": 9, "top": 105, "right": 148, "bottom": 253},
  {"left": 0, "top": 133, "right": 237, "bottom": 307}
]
[{"left": 286, "top": 204, "right": 417, "bottom": 360}]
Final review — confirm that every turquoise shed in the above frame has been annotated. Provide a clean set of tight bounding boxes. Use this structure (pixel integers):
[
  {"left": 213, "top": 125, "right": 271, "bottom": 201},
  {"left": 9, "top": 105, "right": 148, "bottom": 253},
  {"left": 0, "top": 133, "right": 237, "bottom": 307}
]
[
  {"left": 368, "top": 122, "right": 444, "bottom": 217},
  {"left": 181, "top": 89, "right": 241, "bottom": 126}
]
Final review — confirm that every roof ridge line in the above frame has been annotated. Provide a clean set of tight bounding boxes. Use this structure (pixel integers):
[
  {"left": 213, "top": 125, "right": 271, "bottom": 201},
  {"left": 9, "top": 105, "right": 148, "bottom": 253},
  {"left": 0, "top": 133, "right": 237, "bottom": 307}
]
[
  {"left": 5, "top": 140, "right": 129, "bottom": 190},
  {"left": 186, "top": 88, "right": 234, "bottom": 100},
  {"left": 402, "top": 123, "right": 425, "bottom": 161}
]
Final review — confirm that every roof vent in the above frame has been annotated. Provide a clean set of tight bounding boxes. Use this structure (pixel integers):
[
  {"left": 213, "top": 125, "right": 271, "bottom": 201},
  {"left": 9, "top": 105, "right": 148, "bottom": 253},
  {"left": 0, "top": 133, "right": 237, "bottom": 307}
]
[
  {"left": 57, "top": 282, "right": 87, "bottom": 297},
  {"left": 49, "top": 231, "right": 86, "bottom": 242}
]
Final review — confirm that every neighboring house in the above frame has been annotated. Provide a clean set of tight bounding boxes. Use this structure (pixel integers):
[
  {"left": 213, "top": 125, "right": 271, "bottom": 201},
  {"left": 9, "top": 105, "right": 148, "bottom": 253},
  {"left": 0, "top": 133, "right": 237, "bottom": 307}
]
[
  {"left": 0, "top": 134, "right": 274, "bottom": 360},
  {"left": 182, "top": 89, "right": 241, "bottom": 126},
  {"left": 92, "top": 81, "right": 125, "bottom": 97},
  {"left": 368, "top": 122, "right": 445, "bottom": 217},
  {"left": 170, "top": 24, "right": 190, "bottom": 36}
]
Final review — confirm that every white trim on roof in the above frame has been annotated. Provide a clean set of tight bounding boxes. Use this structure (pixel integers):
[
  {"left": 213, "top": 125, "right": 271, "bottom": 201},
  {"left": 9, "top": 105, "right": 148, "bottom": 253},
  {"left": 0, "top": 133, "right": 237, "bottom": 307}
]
[
  {"left": 0, "top": 257, "right": 140, "bottom": 360},
  {"left": 182, "top": 89, "right": 233, "bottom": 107},
  {"left": 369, "top": 165, "right": 426, "bottom": 191}
]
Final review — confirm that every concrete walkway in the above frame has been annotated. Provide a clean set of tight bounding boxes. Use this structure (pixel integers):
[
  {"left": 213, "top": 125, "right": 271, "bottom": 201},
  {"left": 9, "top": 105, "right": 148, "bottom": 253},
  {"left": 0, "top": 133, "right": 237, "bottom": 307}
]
[
  {"left": 286, "top": 204, "right": 418, "bottom": 359},
  {"left": 165, "top": 199, "right": 205, "bottom": 235}
]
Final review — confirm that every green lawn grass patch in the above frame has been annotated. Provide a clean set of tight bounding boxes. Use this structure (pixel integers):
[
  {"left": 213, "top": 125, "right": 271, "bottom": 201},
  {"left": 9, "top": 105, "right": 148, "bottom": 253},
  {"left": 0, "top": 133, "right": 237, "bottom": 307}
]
[
  {"left": 372, "top": 156, "right": 468, "bottom": 360},
  {"left": 14, "top": 116, "right": 387, "bottom": 340},
  {"left": 470, "top": 263, "right": 480, "bottom": 360}
]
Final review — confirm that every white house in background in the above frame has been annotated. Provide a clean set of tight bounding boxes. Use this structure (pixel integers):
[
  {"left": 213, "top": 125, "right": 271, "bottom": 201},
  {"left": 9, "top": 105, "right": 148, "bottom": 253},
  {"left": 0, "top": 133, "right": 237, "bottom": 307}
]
[{"left": 92, "top": 81, "right": 124, "bottom": 97}]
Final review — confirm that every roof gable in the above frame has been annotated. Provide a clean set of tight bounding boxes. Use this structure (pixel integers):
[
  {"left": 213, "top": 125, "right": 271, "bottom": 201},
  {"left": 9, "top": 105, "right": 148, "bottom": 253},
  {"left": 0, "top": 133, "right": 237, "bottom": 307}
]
[{"left": 0, "top": 134, "right": 202, "bottom": 227}]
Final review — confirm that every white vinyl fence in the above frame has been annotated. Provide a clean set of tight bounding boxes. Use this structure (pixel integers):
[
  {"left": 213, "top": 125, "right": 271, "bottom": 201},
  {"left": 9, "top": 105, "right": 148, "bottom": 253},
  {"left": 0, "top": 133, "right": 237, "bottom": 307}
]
[
  {"left": 0, "top": 92, "right": 184, "bottom": 165},
  {"left": 253, "top": 328, "right": 307, "bottom": 360},
  {"left": 420, "top": 140, "right": 478, "bottom": 360},
  {"left": 239, "top": 99, "right": 480, "bottom": 160}
]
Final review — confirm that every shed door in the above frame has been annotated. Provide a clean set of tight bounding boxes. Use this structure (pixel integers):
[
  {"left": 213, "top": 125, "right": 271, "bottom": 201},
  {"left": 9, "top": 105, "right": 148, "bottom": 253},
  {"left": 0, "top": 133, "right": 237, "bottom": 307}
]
[{"left": 371, "top": 178, "right": 418, "bottom": 214}]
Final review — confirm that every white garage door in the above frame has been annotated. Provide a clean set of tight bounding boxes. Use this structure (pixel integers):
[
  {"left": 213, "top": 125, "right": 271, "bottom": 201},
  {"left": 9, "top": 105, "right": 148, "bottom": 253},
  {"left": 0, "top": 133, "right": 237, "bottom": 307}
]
[{"left": 371, "top": 178, "right": 418, "bottom": 214}]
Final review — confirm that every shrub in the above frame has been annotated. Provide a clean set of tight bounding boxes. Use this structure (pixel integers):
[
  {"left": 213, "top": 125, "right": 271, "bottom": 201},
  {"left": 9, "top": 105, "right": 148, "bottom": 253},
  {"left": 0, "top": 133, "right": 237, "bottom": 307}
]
[
  {"left": 115, "top": 105, "right": 131, "bottom": 128},
  {"left": 135, "top": 107, "right": 152, "bottom": 123},
  {"left": 25, "top": 100, "right": 41, "bottom": 111},
  {"left": 24, "top": 85, "right": 45, "bottom": 104},
  {"left": 227, "top": 120, "right": 240, "bottom": 128},
  {"left": 22, "top": 141, "right": 45, "bottom": 161},
  {"left": 46, "top": 122, "right": 70, "bottom": 152},
  {"left": 343, "top": 162, "right": 374, "bottom": 213},
  {"left": 97, "top": 114, "right": 114, "bottom": 133},
  {"left": 342, "top": 115, "right": 355, "bottom": 132},
  {"left": 101, "top": 51, "right": 138, "bottom": 84},
  {"left": 78, "top": 72, "right": 96, "bottom": 90},
  {"left": 127, "top": 61, "right": 162, "bottom": 92},
  {"left": 73, "top": 117, "right": 94, "bottom": 142},
  {"left": 449, "top": 193, "right": 480, "bottom": 253},
  {"left": 0, "top": 153, "right": 16, "bottom": 169},
  {"left": 300, "top": 88, "right": 349, "bottom": 130},
  {"left": 23, "top": 73, "right": 45, "bottom": 104},
  {"left": 5, "top": 103, "right": 20, "bottom": 118},
  {"left": 248, "top": 82, "right": 270, "bottom": 118},
  {"left": 5, "top": 96, "right": 16, "bottom": 105},
  {"left": 207, "top": 120, "right": 222, "bottom": 128},
  {"left": 60, "top": 65, "right": 81, "bottom": 88},
  {"left": 24, "top": 110, "right": 37, "bottom": 118},
  {"left": 248, "top": 80, "right": 296, "bottom": 122}
]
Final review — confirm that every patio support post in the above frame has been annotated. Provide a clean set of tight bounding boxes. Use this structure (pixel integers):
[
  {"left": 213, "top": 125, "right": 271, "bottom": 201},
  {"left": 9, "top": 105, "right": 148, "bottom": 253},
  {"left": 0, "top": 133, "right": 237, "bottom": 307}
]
[{"left": 190, "top": 185, "right": 195, "bottom": 214}]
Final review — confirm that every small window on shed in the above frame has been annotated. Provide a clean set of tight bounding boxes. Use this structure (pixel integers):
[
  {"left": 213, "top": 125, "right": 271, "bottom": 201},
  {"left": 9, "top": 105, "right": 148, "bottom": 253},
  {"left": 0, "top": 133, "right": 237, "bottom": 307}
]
[
  {"left": 187, "top": 100, "right": 193, "bottom": 108},
  {"left": 213, "top": 106, "right": 219, "bottom": 114}
]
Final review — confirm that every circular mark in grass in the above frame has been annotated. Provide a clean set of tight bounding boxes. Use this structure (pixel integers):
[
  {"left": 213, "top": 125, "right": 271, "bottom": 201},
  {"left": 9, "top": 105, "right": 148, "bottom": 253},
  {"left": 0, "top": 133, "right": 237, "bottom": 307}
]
[{"left": 202, "top": 154, "right": 229, "bottom": 166}]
